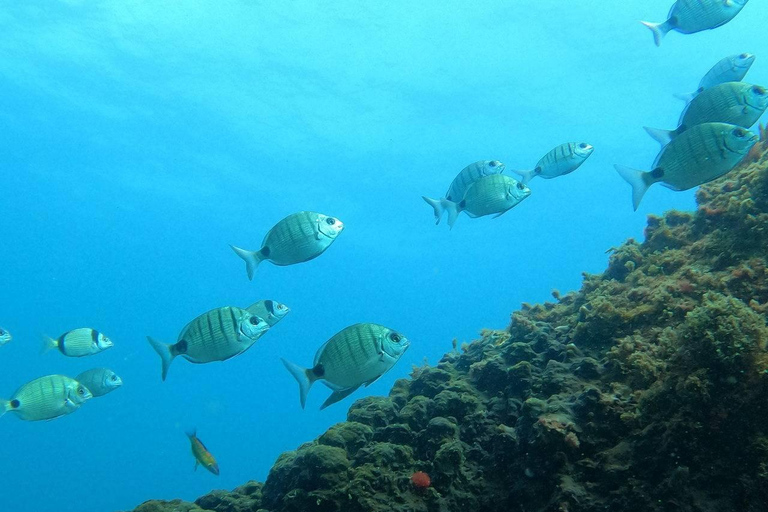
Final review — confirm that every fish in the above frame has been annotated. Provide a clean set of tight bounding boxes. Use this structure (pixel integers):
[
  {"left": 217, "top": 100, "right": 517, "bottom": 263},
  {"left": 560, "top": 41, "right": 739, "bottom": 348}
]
[
  {"left": 231, "top": 211, "right": 344, "bottom": 280},
  {"left": 42, "top": 328, "right": 113, "bottom": 357},
  {"left": 645, "top": 82, "right": 768, "bottom": 147},
  {"left": 187, "top": 429, "right": 219, "bottom": 475},
  {"left": 245, "top": 299, "right": 290, "bottom": 327},
  {"left": 147, "top": 306, "right": 270, "bottom": 381},
  {"left": 511, "top": 142, "right": 594, "bottom": 184},
  {"left": 281, "top": 323, "right": 410, "bottom": 410},
  {"left": 0, "top": 327, "right": 11, "bottom": 346},
  {"left": 641, "top": 0, "right": 749, "bottom": 47},
  {"left": 615, "top": 122, "right": 757, "bottom": 210},
  {"left": 75, "top": 368, "right": 123, "bottom": 397},
  {"left": 430, "top": 174, "right": 531, "bottom": 229},
  {"left": 0, "top": 374, "right": 92, "bottom": 421},
  {"left": 422, "top": 160, "right": 505, "bottom": 225},
  {"left": 675, "top": 53, "right": 756, "bottom": 103}
]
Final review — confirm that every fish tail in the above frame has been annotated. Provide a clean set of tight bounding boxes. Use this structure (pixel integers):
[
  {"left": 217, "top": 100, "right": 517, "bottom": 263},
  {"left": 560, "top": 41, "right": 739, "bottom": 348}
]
[
  {"left": 147, "top": 336, "right": 175, "bottom": 381},
  {"left": 0, "top": 398, "right": 9, "bottom": 418},
  {"left": 643, "top": 126, "right": 674, "bottom": 147},
  {"left": 640, "top": 20, "right": 670, "bottom": 47},
  {"left": 445, "top": 199, "right": 461, "bottom": 230},
  {"left": 185, "top": 428, "right": 197, "bottom": 439},
  {"left": 280, "top": 358, "right": 315, "bottom": 409},
  {"left": 40, "top": 335, "right": 58, "bottom": 355},
  {"left": 510, "top": 168, "right": 535, "bottom": 185},
  {"left": 421, "top": 196, "right": 445, "bottom": 225},
  {"left": 230, "top": 244, "right": 263, "bottom": 281},
  {"left": 614, "top": 164, "right": 650, "bottom": 211},
  {"left": 673, "top": 91, "right": 696, "bottom": 103}
]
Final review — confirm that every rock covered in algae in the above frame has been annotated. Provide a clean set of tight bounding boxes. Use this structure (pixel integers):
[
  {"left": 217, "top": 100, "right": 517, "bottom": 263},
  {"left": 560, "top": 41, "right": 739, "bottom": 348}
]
[{"left": 126, "top": 149, "right": 768, "bottom": 511}]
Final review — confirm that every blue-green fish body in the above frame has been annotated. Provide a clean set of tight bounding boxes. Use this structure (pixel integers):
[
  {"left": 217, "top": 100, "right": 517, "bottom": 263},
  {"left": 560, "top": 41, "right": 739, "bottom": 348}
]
[
  {"left": 642, "top": 0, "right": 749, "bottom": 46},
  {"left": 75, "top": 368, "right": 123, "bottom": 397},
  {"left": 512, "top": 142, "right": 594, "bottom": 184},
  {"left": 676, "top": 53, "right": 755, "bottom": 102},
  {"left": 423, "top": 160, "right": 504, "bottom": 225},
  {"left": 1, "top": 374, "right": 92, "bottom": 421},
  {"left": 147, "top": 306, "right": 269, "bottom": 381},
  {"left": 282, "top": 323, "right": 410, "bottom": 410},
  {"left": 43, "top": 328, "right": 113, "bottom": 357},
  {"left": 646, "top": 82, "right": 768, "bottom": 147},
  {"left": 616, "top": 122, "right": 757, "bottom": 210},
  {"left": 231, "top": 211, "right": 344, "bottom": 280},
  {"left": 245, "top": 299, "right": 290, "bottom": 327},
  {"left": 187, "top": 430, "right": 219, "bottom": 475},
  {"left": 0, "top": 327, "right": 11, "bottom": 346}
]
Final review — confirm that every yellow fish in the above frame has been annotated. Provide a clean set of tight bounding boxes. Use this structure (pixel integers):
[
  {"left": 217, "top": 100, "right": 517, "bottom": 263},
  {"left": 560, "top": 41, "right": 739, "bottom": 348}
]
[{"left": 186, "top": 430, "right": 219, "bottom": 475}]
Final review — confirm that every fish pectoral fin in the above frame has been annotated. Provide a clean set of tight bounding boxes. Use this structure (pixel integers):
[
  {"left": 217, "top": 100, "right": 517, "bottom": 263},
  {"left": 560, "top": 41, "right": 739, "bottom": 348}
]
[
  {"left": 194, "top": 461, "right": 199, "bottom": 471},
  {"left": 320, "top": 385, "right": 360, "bottom": 410}
]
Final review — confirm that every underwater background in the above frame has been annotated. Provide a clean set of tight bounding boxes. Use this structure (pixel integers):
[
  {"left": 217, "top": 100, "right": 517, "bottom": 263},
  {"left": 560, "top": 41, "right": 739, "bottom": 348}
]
[{"left": 0, "top": 2, "right": 766, "bottom": 512}]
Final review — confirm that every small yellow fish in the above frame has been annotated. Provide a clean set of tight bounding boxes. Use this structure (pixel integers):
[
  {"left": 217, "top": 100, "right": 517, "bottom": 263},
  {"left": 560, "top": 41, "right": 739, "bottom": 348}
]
[{"left": 186, "top": 430, "right": 219, "bottom": 475}]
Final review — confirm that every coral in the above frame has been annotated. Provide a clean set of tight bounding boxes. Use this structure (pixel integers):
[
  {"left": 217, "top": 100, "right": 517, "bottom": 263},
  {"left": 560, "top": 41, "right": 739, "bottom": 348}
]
[{"left": 125, "top": 145, "right": 768, "bottom": 512}]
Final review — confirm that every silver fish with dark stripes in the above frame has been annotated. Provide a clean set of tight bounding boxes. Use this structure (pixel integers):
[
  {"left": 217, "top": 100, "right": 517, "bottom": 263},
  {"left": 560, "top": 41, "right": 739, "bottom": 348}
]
[
  {"left": 1, "top": 374, "right": 92, "bottom": 421},
  {"left": 76, "top": 368, "right": 123, "bottom": 397},
  {"left": 512, "top": 142, "right": 594, "bottom": 184},
  {"left": 642, "top": 0, "right": 749, "bottom": 47},
  {"left": 437, "top": 174, "right": 531, "bottom": 229},
  {"left": 245, "top": 299, "right": 290, "bottom": 327},
  {"left": 422, "top": 160, "right": 505, "bottom": 225},
  {"left": 675, "top": 53, "right": 756, "bottom": 103},
  {"left": 616, "top": 122, "right": 757, "bottom": 210},
  {"left": 0, "top": 327, "right": 11, "bottom": 346},
  {"left": 147, "top": 306, "right": 270, "bottom": 381},
  {"left": 646, "top": 82, "right": 768, "bottom": 147},
  {"left": 43, "top": 328, "right": 113, "bottom": 357},
  {"left": 281, "top": 323, "right": 409, "bottom": 410},
  {"left": 231, "top": 211, "right": 344, "bottom": 280}
]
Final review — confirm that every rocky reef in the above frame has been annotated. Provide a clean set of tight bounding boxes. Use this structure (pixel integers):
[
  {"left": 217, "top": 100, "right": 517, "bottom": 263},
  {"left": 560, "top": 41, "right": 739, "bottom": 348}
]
[{"left": 127, "top": 147, "right": 768, "bottom": 512}]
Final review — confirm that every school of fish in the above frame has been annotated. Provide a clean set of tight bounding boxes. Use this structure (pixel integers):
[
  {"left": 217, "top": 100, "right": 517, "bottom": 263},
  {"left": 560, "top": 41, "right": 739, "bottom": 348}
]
[{"left": 0, "top": 0, "right": 757, "bottom": 476}]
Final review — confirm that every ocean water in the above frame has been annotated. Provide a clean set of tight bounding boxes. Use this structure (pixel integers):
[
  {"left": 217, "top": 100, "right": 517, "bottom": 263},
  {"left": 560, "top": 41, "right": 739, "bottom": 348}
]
[{"left": 0, "top": 2, "right": 765, "bottom": 511}]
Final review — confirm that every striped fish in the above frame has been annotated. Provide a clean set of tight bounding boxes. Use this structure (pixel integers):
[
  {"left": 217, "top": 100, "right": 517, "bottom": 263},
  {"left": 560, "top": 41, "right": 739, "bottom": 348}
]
[
  {"left": 642, "top": 0, "right": 749, "bottom": 47},
  {"left": 231, "top": 211, "right": 344, "bottom": 280},
  {"left": 1, "top": 374, "right": 92, "bottom": 421},
  {"left": 443, "top": 174, "right": 530, "bottom": 228},
  {"left": 187, "top": 429, "right": 219, "bottom": 475},
  {"left": 616, "top": 122, "right": 757, "bottom": 210},
  {"left": 675, "top": 53, "right": 756, "bottom": 103},
  {"left": 646, "top": 82, "right": 768, "bottom": 147},
  {"left": 281, "top": 323, "right": 410, "bottom": 410},
  {"left": 43, "top": 328, "right": 113, "bottom": 357},
  {"left": 512, "top": 142, "right": 594, "bottom": 184},
  {"left": 422, "top": 160, "right": 505, "bottom": 225},
  {"left": 245, "top": 299, "right": 290, "bottom": 327},
  {"left": 0, "top": 327, "right": 11, "bottom": 346},
  {"left": 75, "top": 368, "right": 123, "bottom": 397},
  {"left": 147, "top": 306, "right": 270, "bottom": 381}
]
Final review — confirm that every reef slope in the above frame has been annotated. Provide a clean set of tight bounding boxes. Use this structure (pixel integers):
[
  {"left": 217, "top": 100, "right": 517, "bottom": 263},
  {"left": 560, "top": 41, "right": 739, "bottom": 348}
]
[{"left": 128, "top": 145, "right": 768, "bottom": 512}]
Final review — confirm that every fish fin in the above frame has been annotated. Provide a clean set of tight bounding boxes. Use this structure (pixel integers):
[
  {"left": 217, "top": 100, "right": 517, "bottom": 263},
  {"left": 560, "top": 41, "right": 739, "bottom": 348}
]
[
  {"left": 186, "top": 428, "right": 197, "bottom": 439},
  {"left": 510, "top": 169, "right": 535, "bottom": 185},
  {"left": 230, "top": 244, "right": 263, "bottom": 281},
  {"left": 421, "top": 196, "right": 445, "bottom": 225},
  {"left": 614, "top": 165, "right": 652, "bottom": 211},
  {"left": 640, "top": 20, "right": 670, "bottom": 47},
  {"left": 0, "top": 399, "right": 9, "bottom": 418},
  {"left": 492, "top": 207, "right": 513, "bottom": 219},
  {"left": 281, "top": 358, "right": 315, "bottom": 409},
  {"left": 147, "top": 336, "right": 175, "bottom": 381},
  {"left": 320, "top": 385, "right": 360, "bottom": 410},
  {"left": 444, "top": 199, "right": 461, "bottom": 229},
  {"left": 363, "top": 375, "right": 382, "bottom": 387},
  {"left": 194, "top": 461, "right": 198, "bottom": 472},
  {"left": 41, "top": 335, "right": 58, "bottom": 355},
  {"left": 643, "top": 126, "right": 674, "bottom": 147},
  {"left": 673, "top": 91, "right": 696, "bottom": 103}
]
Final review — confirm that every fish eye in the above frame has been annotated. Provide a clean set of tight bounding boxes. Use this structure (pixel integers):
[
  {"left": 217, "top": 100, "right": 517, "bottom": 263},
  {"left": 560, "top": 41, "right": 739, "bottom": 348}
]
[
  {"left": 278, "top": 304, "right": 286, "bottom": 310},
  {"left": 0, "top": 329, "right": 4, "bottom": 335},
  {"left": 740, "top": 53, "right": 749, "bottom": 59},
  {"left": 110, "top": 375, "right": 118, "bottom": 382},
  {"left": 489, "top": 161, "right": 497, "bottom": 167},
  {"left": 517, "top": 183, "right": 525, "bottom": 190},
  {"left": 734, "top": 128, "right": 746, "bottom": 137},
  {"left": 390, "top": 333, "right": 402, "bottom": 343},
  {"left": 249, "top": 316, "right": 260, "bottom": 325},
  {"left": 752, "top": 86, "right": 766, "bottom": 95},
  {"left": 579, "top": 143, "right": 588, "bottom": 149},
  {"left": 78, "top": 387, "right": 85, "bottom": 396},
  {"left": 326, "top": 217, "right": 336, "bottom": 225}
]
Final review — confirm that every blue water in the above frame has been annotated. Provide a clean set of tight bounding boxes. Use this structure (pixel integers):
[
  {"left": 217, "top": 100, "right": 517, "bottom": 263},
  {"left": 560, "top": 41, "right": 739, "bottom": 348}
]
[{"left": 0, "top": 2, "right": 765, "bottom": 511}]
